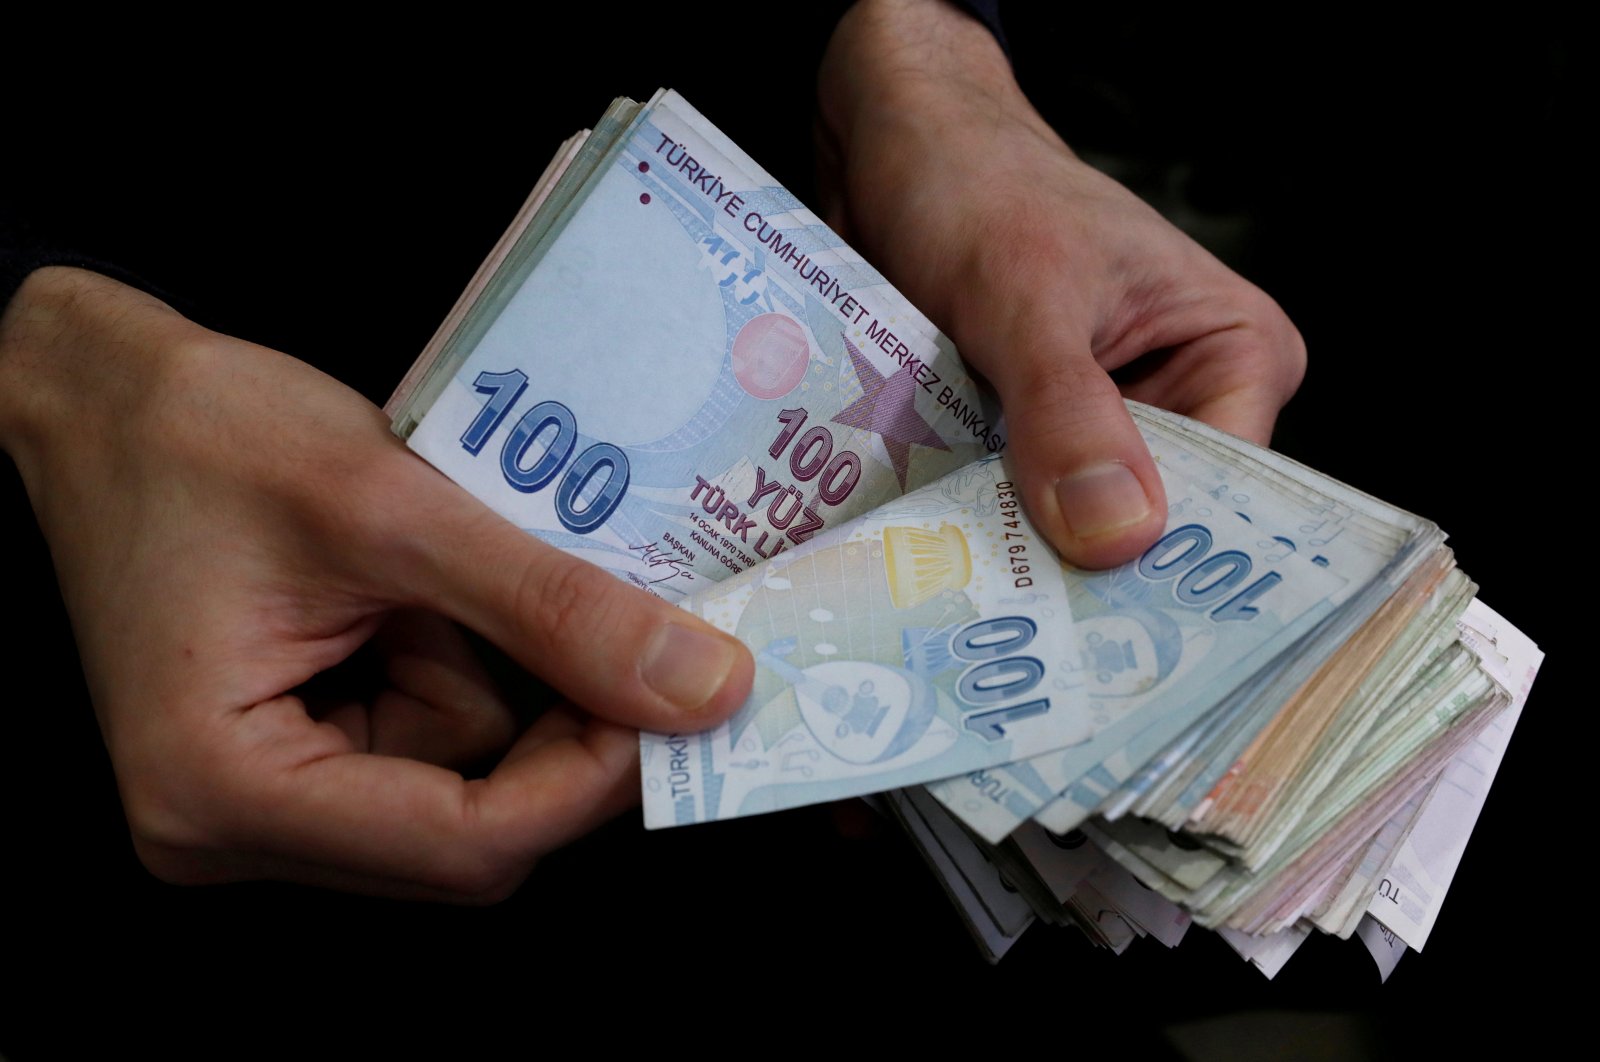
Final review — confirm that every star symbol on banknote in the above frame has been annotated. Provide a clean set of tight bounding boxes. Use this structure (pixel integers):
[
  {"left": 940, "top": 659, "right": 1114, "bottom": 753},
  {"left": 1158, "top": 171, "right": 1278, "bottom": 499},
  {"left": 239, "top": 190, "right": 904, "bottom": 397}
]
[{"left": 831, "top": 334, "right": 949, "bottom": 490}]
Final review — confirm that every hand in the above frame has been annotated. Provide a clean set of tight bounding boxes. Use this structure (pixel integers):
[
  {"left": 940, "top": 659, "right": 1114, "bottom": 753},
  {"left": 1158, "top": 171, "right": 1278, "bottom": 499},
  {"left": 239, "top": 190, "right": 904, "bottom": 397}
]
[
  {"left": 0, "top": 268, "right": 753, "bottom": 901},
  {"left": 817, "top": 0, "right": 1306, "bottom": 569}
]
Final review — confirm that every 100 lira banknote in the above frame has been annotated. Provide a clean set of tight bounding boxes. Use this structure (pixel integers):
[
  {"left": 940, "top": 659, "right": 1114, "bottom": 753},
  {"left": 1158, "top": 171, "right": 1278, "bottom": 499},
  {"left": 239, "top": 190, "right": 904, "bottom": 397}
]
[
  {"left": 405, "top": 91, "right": 1003, "bottom": 602},
  {"left": 641, "top": 454, "right": 1091, "bottom": 826}
]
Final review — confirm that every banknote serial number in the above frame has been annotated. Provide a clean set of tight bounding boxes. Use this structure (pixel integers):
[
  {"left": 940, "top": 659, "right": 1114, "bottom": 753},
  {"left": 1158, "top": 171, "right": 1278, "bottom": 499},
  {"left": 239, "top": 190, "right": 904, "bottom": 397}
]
[
  {"left": 994, "top": 481, "right": 1036, "bottom": 589},
  {"left": 457, "top": 369, "right": 630, "bottom": 534}
]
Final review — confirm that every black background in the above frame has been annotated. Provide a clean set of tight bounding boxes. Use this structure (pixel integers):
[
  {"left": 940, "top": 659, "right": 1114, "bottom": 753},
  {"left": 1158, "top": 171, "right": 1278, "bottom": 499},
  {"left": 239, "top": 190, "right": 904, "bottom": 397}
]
[{"left": 1, "top": 9, "right": 1573, "bottom": 1055}]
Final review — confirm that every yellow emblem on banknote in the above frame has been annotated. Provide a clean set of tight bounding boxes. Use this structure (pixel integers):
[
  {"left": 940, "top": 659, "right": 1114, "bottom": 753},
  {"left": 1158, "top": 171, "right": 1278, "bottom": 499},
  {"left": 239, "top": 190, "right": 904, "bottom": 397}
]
[{"left": 884, "top": 523, "right": 972, "bottom": 609}]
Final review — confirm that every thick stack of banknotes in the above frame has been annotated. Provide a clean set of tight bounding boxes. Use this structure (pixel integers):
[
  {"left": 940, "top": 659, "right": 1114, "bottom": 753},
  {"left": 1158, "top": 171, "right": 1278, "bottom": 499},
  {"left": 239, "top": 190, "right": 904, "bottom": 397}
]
[{"left": 386, "top": 90, "right": 1542, "bottom": 978}]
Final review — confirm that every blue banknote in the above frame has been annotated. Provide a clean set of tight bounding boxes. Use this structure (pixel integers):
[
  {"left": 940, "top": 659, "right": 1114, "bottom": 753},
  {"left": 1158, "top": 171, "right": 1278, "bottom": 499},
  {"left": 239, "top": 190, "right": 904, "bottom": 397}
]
[
  {"left": 406, "top": 92, "right": 1002, "bottom": 604},
  {"left": 928, "top": 405, "right": 1440, "bottom": 842},
  {"left": 926, "top": 452, "right": 1353, "bottom": 842},
  {"left": 640, "top": 455, "right": 1089, "bottom": 827}
]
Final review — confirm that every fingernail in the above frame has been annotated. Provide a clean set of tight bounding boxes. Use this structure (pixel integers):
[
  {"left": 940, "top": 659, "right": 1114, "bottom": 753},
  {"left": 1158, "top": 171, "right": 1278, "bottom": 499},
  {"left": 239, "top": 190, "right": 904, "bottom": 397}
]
[
  {"left": 642, "top": 623, "right": 742, "bottom": 714},
  {"left": 1055, "top": 462, "right": 1152, "bottom": 539}
]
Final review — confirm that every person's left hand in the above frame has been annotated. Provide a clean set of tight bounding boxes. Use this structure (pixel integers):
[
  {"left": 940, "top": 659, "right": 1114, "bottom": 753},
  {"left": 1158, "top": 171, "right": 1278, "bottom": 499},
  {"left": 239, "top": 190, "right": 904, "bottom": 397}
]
[
  {"left": 816, "top": 0, "right": 1306, "bottom": 570},
  {"left": 0, "top": 267, "right": 753, "bottom": 901}
]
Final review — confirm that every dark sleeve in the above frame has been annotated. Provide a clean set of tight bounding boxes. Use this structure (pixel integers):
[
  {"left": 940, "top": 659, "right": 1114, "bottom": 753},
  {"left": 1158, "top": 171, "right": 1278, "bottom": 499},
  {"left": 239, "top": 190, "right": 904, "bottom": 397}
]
[{"left": 1, "top": 210, "right": 182, "bottom": 316}]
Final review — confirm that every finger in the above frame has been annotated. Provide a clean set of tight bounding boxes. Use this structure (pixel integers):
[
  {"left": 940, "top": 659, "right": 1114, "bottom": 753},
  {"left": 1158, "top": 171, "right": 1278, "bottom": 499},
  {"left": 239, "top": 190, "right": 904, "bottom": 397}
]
[
  {"left": 151, "top": 695, "right": 641, "bottom": 902},
  {"left": 378, "top": 467, "right": 755, "bottom": 734},
  {"left": 296, "top": 613, "right": 517, "bottom": 769},
  {"left": 499, "top": 700, "right": 623, "bottom": 768},
  {"left": 1116, "top": 324, "right": 1306, "bottom": 448},
  {"left": 365, "top": 611, "right": 519, "bottom": 768},
  {"left": 963, "top": 309, "right": 1166, "bottom": 569}
]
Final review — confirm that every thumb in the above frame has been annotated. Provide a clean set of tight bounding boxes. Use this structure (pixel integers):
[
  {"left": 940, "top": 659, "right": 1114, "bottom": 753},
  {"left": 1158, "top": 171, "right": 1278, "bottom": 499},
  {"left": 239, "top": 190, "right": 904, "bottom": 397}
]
[
  {"left": 395, "top": 479, "right": 755, "bottom": 733},
  {"left": 980, "top": 335, "right": 1167, "bottom": 570}
]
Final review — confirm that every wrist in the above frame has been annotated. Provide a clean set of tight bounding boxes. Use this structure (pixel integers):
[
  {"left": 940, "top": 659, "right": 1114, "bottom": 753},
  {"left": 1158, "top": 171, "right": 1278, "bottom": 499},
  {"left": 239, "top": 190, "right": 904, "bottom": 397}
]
[
  {"left": 0, "top": 267, "right": 196, "bottom": 459},
  {"left": 820, "top": 0, "right": 1022, "bottom": 147}
]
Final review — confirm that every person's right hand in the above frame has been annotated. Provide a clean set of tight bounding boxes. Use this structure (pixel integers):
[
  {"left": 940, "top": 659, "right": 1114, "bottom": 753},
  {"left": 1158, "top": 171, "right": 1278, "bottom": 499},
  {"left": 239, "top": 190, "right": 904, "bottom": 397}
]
[
  {"left": 816, "top": 0, "right": 1307, "bottom": 570},
  {"left": 0, "top": 267, "right": 754, "bottom": 901}
]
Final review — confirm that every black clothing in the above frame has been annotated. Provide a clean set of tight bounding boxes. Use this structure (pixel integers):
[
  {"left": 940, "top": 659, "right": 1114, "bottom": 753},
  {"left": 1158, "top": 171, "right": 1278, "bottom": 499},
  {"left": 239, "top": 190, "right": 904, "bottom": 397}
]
[{"left": 0, "top": 11, "right": 1572, "bottom": 1054}]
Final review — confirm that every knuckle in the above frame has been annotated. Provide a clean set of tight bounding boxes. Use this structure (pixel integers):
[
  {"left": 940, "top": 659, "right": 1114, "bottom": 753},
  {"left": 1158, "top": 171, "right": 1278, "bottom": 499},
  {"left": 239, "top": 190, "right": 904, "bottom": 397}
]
[
  {"left": 1017, "top": 352, "right": 1114, "bottom": 400},
  {"left": 1279, "top": 322, "right": 1309, "bottom": 396},
  {"left": 120, "top": 769, "right": 233, "bottom": 884},
  {"left": 120, "top": 723, "right": 283, "bottom": 856},
  {"left": 120, "top": 770, "right": 212, "bottom": 854},
  {"left": 440, "top": 703, "right": 518, "bottom": 761},
  {"left": 129, "top": 835, "right": 227, "bottom": 887},
  {"left": 512, "top": 552, "right": 622, "bottom": 654},
  {"left": 516, "top": 554, "right": 589, "bottom": 644},
  {"left": 1237, "top": 289, "right": 1308, "bottom": 390},
  {"left": 436, "top": 789, "right": 529, "bottom": 904},
  {"left": 1012, "top": 355, "right": 1123, "bottom": 429}
]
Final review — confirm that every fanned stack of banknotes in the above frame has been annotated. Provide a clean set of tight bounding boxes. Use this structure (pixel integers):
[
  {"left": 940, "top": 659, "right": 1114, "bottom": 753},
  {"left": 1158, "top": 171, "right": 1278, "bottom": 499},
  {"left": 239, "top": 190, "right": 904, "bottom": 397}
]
[{"left": 386, "top": 90, "right": 1543, "bottom": 978}]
